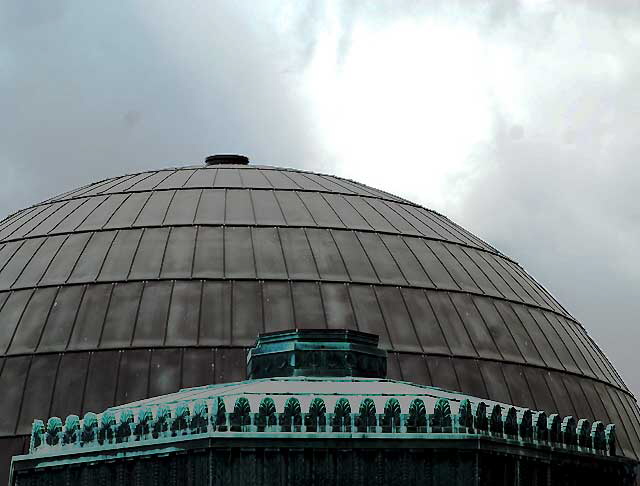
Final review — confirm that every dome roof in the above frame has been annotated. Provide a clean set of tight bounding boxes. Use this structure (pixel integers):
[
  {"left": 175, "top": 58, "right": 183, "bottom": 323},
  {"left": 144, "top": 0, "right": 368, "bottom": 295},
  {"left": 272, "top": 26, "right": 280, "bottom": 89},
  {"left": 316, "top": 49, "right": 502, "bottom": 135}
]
[{"left": 0, "top": 159, "right": 638, "bottom": 480}]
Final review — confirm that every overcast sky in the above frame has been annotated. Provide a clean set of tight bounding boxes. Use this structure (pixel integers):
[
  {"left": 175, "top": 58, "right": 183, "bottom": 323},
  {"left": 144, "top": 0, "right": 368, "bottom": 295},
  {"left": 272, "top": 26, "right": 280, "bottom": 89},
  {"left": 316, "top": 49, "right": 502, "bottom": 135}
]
[{"left": 1, "top": 1, "right": 639, "bottom": 392}]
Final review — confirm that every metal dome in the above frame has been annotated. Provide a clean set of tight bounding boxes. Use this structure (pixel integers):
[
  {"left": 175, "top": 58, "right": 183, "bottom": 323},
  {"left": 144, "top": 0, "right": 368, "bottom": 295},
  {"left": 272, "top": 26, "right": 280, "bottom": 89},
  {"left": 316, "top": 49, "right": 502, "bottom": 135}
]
[{"left": 0, "top": 159, "right": 638, "bottom": 480}]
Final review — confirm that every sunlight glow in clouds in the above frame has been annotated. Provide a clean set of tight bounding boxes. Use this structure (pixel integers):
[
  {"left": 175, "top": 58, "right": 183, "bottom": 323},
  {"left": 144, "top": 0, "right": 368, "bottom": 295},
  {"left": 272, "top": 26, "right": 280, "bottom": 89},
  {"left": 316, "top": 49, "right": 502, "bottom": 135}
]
[{"left": 303, "top": 13, "right": 517, "bottom": 209}]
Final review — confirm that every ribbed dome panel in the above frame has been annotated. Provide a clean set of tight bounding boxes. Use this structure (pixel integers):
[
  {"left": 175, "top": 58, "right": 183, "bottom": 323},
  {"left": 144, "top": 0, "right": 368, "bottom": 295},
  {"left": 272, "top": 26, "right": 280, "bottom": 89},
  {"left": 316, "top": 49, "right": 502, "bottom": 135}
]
[{"left": 0, "top": 164, "right": 638, "bottom": 482}]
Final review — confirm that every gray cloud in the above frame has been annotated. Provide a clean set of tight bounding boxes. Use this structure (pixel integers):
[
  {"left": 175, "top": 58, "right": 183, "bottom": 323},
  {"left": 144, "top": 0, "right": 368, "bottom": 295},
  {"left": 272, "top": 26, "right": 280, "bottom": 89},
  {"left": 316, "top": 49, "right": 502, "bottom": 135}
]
[
  {"left": 1, "top": 1, "right": 638, "bottom": 393},
  {"left": 0, "top": 1, "right": 327, "bottom": 214}
]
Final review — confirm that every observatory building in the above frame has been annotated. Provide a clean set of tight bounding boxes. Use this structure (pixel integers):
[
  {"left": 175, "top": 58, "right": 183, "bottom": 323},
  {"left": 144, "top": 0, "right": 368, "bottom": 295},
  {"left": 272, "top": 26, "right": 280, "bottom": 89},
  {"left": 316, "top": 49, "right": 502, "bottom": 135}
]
[{"left": 0, "top": 155, "right": 638, "bottom": 484}]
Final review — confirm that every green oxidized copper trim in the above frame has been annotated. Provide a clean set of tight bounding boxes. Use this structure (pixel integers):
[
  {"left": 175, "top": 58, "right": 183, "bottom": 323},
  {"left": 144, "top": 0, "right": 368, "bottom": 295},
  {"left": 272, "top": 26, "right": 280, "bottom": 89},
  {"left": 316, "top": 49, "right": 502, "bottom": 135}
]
[
  {"left": 28, "top": 393, "right": 619, "bottom": 459},
  {"left": 247, "top": 329, "right": 387, "bottom": 379},
  {"left": 27, "top": 374, "right": 619, "bottom": 459}
]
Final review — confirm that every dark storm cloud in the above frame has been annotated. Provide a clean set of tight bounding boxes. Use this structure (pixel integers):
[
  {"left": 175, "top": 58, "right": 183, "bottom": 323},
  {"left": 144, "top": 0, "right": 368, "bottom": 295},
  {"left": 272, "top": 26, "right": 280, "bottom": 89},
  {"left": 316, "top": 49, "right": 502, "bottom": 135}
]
[{"left": 0, "top": 1, "right": 326, "bottom": 215}]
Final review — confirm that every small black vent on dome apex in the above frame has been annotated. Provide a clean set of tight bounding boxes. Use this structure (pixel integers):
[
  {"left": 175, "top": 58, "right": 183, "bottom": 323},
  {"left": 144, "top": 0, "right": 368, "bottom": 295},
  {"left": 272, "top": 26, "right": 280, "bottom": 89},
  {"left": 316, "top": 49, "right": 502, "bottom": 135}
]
[{"left": 205, "top": 154, "right": 250, "bottom": 166}]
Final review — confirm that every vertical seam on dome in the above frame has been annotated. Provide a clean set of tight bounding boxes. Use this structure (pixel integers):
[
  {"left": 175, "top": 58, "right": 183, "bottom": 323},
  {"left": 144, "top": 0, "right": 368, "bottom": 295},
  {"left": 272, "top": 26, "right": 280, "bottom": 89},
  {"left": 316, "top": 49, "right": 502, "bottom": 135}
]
[
  {"left": 338, "top": 282, "right": 356, "bottom": 332},
  {"left": 512, "top": 262, "right": 572, "bottom": 317},
  {"left": 557, "top": 373, "right": 579, "bottom": 416},
  {"left": 96, "top": 283, "right": 115, "bottom": 349},
  {"left": 161, "top": 281, "right": 175, "bottom": 346},
  {"left": 62, "top": 233, "right": 93, "bottom": 286},
  {"left": 576, "top": 378, "right": 598, "bottom": 420},
  {"left": 269, "top": 189, "right": 288, "bottom": 229},
  {"left": 576, "top": 328, "right": 624, "bottom": 388},
  {"left": 70, "top": 195, "right": 108, "bottom": 233},
  {"left": 473, "top": 251, "right": 527, "bottom": 305},
  {"left": 360, "top": 199, "right": 402, "bottom": 233},
  {"left": 396, "top": 288, "right": 424, "bottom": 354},
  {"left": 45, "top": 353, "right": 62, "bottom": 420},
  {"left": 274, "top": 228, "right": 291, "bottom": 280},
  {"left": 0, "top": 207, "right": 39, "bottom": 237},
  {"left": 40, "top": 200, "right": 83, "bottom": 237},
  {"left": 420, "top": 354, "right": 434, "bottom": 385},
  {"left": 35, "top": 235, "right": 70, "bottom": 287},
  {"left": 337, "top": 193, "right": 375, "bottom": 232},
  {"left": 181, "top": 170, "right": 197, "bottom": 189},
  {"left": 195, "top": 280, "right": 204, "bottom": 346},
  {"left": 497, "top": 362, "right": 515, "bottom": 404},
  {"left": 11, "top": 355, "right": 32, "bottom": 436},
  {"left": 208, "top": 167, "right": 220, "bottom": 189},
  {"left": 229, "top": 282, "right": 234, "bottom": 348},
  {"left": 421, "top": 290, "right": 454, "bottom": 355},
  {"left": 422, "top": 240, "right": 463, "bottom": 291},
  {"left": 0, "top": 205, "right": 51, "bottom": 242},
  {"left": 459, "top": 246, "right": 506, "bottom": 299},
  {"left": 98, "top": 194, "right": 132, "bottom": 230},
  {"left": 367, "top": 233, "right": 409, "bottom": 286},
  {"left": 157, "top": 226, "right": 172, "bottom": 281},
  {"left": 94, "top": 230, "right": 120, "bottom": 283},
  {"left": 539, "top": 311, "right": 581, "bottom": 374},
  {"left": 240, "top": 189, "right": 256, "bottom": 227},
  {"left": 621, "top": 394, "right": 640, "bottom": 451},
  {"left": 8, "top": 238, "right": 48, "bottom": 290},
  {"left": 128, "top": 282, "right": 146, "bottom": 347},
  {"left": 178, "top": 347, "right": 185, "bottom": 390},
  {"left": 352, "top": 232, "right": 383, "bottom": 284},
  {"left": 130, "top": 171, "right": 167, "bottom": 193},
  {"left": 112, "top": 350, "right": 123, "bottom": 406},
  {"left": 369, "top": 284, "right": 395, "bottom": 353},
  {"left": 523, "top": 307, "right": 567, "bottom": 372},
  {"left": 589, "top": 331, "right": 628, "bottom": 388},
  {"left": 398, "top": 237, "right": 436, "bottom": 288},
  {"left": 469, "top": 296, "right": 507, "bottom": 362},
  {"left": 552, "top": 314, "right": 598, "bottom": 378},
  {"left": 295, "top": 172, "right": 331, "bottom": 192},
  {"left": 257, "top": 281, "right": 266, "bottom": 334},
  {"left": 159, "top": 190, "right": 178, "bottom": 227},
  {"left": 125, "top": 228, "right": 145, "bottom": 281},
  {"left": 15, "top": 204, "right": 65, "bottom": 240},
  {"left": 287, "top": 280, "right": 297, "bottom": 328},
  {"left": 63, "top": 284, "right": 88, "bottom": 352},
  {"left": 315, "top": 280, "right": 329, "bottom": 330},
  {"left": 504, "top": 260, "right": 560, "bottom": 314},
  {"left": 375, "top": 235, "right": 407, "bottom": 283},
  {"left": 441, "top": 244, "right": 484, "bottom": 294},
  {"left": 88, "top": 173, "right": 139, "bottom": 197},
  {"left": 327, "top": 229, "right": 357, "bottom": 283},
  {"left": 603, "top": 387, "right": 637, "bottom": 459},
  {"left": 405, "top": 206, "right": 461, "bottom": 244},
  {"left": 129, "top": 192, "right": 154, "bottom": 230},
  {"left": 494, "top": 301, "right": 547, "bottom": 368},
  {"left": 474, "top": 358, "right": 491, "bottom": 399},
  {"left": 33, "top": 286, "right": 61, "bottom": 354},
  {"left": 445, "top": 292, "right": 480, "bottom": 358},
  {"left": 292, "top": 191, "right": 319, "bottom": 227},
  {"left": 489, "top": 299, "right": 526, "bottom": 362},
  {"left": 491, "top": 257, "right": 541, "bottom": 309},
  {"left": 278, "top": 171, "right": 306, "bottom": 191},
  {"left": 425, "top": 211, "right": 484, "bottom": 249},
  {"left": 145, "top": 349, "right": 153, "bottom": 401},
  {"left": 4, "top": 288, "right": 36, "bottom": 356},
  {"left": 376, "top": 199, "right": 426, "bottom": 237},
  {"left": 192, "top": 190, "right": 204, "bottom": 226},
  {"left": 79, "top": 351, "right": 92, "bottom": 416}
]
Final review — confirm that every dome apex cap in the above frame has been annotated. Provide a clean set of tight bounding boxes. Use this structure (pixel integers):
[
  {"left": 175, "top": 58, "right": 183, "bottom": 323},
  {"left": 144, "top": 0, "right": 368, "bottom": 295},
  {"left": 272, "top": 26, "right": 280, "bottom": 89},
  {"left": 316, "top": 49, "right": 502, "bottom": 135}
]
[{"left": 205, "top": 154, "right": 249, "bottom": 165}]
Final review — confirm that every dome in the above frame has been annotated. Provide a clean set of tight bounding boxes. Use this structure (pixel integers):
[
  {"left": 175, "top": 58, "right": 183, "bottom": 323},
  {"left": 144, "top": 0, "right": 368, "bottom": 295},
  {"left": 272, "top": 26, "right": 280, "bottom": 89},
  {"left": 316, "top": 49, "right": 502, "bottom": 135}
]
[{"left": 0, "top": 158, "right": 638, "bottom": 480}]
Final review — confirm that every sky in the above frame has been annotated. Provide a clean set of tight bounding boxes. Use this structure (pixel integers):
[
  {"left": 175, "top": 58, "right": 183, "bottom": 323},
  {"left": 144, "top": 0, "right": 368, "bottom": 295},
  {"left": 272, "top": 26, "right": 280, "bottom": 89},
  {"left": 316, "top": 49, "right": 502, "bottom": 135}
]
[{"left": 1, "top": 0, "right": 639, "bottom": 392}]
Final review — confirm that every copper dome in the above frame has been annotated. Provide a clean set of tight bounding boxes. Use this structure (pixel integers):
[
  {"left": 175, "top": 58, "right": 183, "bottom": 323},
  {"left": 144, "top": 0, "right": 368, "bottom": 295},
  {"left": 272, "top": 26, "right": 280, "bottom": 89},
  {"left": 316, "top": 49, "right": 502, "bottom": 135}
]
[{"left": 0, "top": 158, "right": 638, "bottom": 481}]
